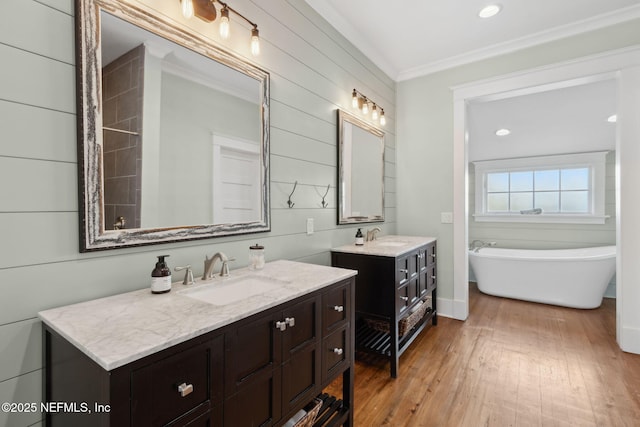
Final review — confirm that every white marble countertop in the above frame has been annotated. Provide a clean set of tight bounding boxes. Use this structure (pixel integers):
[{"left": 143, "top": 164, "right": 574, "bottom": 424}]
[
  {"left": 38, "top": 260, "right": 357, "bottom": 371},
  {"left": 331, "top": 235, "right": 436, "bottom": 257}
]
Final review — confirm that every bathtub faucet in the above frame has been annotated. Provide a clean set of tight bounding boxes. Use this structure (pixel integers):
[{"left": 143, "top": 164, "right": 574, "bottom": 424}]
[{"left": 469, "top": 240, "right": 497, "bottom": 252}]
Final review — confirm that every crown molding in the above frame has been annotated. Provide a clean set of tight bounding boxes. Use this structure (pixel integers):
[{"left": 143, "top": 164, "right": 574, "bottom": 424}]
[
  {"left": 304, "top": 0, "right": 398, "bottom": 80},
  {"left": 397, "top": 4, "right": 640, "bottom": 81},
  {"left": 307, "top": 2, "right": 640, "bottom": 82}
]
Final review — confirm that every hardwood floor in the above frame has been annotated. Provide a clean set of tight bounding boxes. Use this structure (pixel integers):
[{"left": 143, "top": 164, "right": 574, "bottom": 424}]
[{"left": 329, "top": 283, "right": 640, "bottom": 426}]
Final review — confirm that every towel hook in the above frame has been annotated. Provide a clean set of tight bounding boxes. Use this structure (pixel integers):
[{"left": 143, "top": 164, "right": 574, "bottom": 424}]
[
  {"left": 321, "top": 184, "right": 330, "bottom": 208},
  {"left": 287, "top": 181, "right": 298, "bottom": 208}
]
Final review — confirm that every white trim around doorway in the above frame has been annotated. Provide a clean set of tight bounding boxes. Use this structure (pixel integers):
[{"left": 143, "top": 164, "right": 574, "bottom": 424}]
[{"left": 451, "top": 45, "right": 640, "bottom": 354}]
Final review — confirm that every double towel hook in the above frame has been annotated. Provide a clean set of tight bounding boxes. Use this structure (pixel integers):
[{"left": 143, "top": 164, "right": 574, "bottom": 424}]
[{"left": 287, "top": 181, "right": 297, "bottom": 208}]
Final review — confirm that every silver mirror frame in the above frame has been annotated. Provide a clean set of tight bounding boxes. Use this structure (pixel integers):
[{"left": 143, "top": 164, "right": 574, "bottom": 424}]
[
  {"left": 76, "top": 0, "right": 270, "bottom": 252},
  {"left": 337, "top": 109, "right": 385, "bottom": 225}
]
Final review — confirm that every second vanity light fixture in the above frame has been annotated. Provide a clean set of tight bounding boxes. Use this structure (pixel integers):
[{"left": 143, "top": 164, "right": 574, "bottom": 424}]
[
  {"left": 351, "top": 89, "right": 386, "bottom": 126},
  {"left": 179, "top": 0, "right": 260, "bottom": 55}
]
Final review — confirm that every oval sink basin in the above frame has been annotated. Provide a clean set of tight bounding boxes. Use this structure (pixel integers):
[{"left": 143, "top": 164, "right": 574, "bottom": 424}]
[{"left": 180, "top": 275, "right": 292, "bottom": 306}]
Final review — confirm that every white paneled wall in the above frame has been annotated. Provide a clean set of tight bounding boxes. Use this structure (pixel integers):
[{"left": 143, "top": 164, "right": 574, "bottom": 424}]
[{"left": 0, "top": 1, "right": 396, "bottom": 426}]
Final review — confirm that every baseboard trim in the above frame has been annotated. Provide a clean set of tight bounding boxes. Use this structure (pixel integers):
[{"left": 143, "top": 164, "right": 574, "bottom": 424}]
[
  {"left": 620, "top": 326, "right": 640, "bottom": 354},
  {"left": 436, "top": 298, "right": 468, "bottom": 321}
]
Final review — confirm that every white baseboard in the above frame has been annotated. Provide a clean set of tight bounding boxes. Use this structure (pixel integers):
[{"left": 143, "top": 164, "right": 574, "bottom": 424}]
[
  {"left": 436, "top": 298, "right": 468, "bottom": 321},
  {"left": 620, "top": 326, "right": 640, "bottom": 354}
]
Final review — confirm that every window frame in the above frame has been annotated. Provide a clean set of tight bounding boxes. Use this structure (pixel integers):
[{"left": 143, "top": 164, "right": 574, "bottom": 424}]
[{"left": 473, "top": 151, "right": 609, "bottom": 224}]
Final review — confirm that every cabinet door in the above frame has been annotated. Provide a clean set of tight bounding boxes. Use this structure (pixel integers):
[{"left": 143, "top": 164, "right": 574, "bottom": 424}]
[
  {"left": 396, "top": 254, "right": 417, "bottom": 287},
  {"left": 224, "top": 367, "right": 282, "bottom": 426},
  {"left": 131, "top": 336, "right": 223, "bottom": 427},
  {"left": 397, "top": 283, "right": 415, "bottom": 314},
  {"left": 281, "top": 295, "right": 321, "bottom": 415},
  {"left": 225, "top": 310, "right": 282, "bottom": 396},
  {"left": 417, "top": 247, "right": 428, "bottom": 297}
]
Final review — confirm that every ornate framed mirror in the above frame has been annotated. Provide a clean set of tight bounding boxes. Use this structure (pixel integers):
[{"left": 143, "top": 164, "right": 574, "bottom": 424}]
[
  {"left": 76, "top": 0, "right": 270, "bottom": 251},
  {"left": 337, "top": 109, "right": 385, "bottom": 224}
]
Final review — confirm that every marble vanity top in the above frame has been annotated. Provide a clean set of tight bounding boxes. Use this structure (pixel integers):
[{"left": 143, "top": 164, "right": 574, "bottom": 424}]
[
  {"left": 38, "top": 260, "right": 357, "bottom": 371},
  {"left": 331, "top": 235, "right": 436, "bottom": 257}
]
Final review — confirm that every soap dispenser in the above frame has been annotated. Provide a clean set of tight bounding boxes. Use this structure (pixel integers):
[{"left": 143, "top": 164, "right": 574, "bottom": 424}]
[
  {"left": 355, "top": 228, "right": 364, "bottom": 246},
  {"left": 151, "top": 255, "right": 172, "bottom": 294}
]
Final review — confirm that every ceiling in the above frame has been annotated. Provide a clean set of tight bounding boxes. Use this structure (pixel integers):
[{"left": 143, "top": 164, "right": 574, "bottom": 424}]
[
  {"left": 467, "top": 79, "right": 617, "bottom": 162},
  {"left": 305, "top": 0, "right": 640, "bottom": 81}
]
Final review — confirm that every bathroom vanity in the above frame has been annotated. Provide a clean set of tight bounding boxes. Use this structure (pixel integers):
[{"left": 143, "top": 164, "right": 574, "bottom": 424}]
[
  {"left": 331, "top": 236, "right": 437, "bottom": 378},
  {"left": 39, "top": 260, "right": 356, "bottom": 427}
]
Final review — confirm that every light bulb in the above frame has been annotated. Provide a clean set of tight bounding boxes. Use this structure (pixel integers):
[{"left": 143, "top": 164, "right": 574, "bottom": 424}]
[
  {"left": 380, "top": 110, "right": 386, "bottom": 126},
  {"left": 352, "top": 90, "right": 358, "bottom": 108},
  {"left": 181, "top": 0, "right": 194, "bottom": 19},
  {"left": 371, "top": 104, "right": 378, "bottom": 120},
  {"left": 251, "top": 28, "right": 260, "bottom": 56},
  {"left": 219, "top": 7, "right": 230, "bottom": 39},
  {"left": 362, "top": 101, "right": 369, "bottom": 115},
  {"left": 478, "top": 4, "right": 501, "bottom": 18}
]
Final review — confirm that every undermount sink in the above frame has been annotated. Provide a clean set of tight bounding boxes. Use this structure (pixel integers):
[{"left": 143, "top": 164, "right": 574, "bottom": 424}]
[
  {"left": 180, "top": 275, "right": 292, "bottom": 306},
  {"left": 374, "top": 241, "right": 407, "bottom": 247}
]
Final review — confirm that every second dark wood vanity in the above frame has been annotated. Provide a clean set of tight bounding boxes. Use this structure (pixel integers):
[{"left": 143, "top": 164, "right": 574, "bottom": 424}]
[
  {"left": 40, "top": 261, "right": 355, "bottom": 427},
  {"left": 331, "top": 236, "right": 437, "bottom": 378}
]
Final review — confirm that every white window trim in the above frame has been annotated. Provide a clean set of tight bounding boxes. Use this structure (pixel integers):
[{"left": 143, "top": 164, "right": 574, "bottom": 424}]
[{"left": 473, "top": 151, "right": 609, "bottom": 224}]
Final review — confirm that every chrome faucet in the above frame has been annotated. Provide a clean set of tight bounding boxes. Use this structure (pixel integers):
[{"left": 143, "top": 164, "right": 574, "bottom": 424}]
[
  {"left": 366, "top": 227, "right": 381, "bottom": 242},
  {"left": 469, "top": 240, "right": 497, "bottom": 252},
  {"left": 202, "top": 252, "right": 235, "bottom": 280}
]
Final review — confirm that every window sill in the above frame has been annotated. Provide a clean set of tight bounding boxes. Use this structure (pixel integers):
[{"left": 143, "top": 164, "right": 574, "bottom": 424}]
[{"left": 472, "top": 214, "right": 610, "bottom": 224}]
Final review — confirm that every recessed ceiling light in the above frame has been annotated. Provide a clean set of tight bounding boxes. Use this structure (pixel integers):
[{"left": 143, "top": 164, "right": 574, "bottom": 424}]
[
  {"left": 607, "top": 114, "right": 617, "bottom": 123},
  {"left": 495, "top": 128, "right": 511, "bottom": 136},
  {"left": 479, "top": 4, "right": 502, "bottom": 18}
]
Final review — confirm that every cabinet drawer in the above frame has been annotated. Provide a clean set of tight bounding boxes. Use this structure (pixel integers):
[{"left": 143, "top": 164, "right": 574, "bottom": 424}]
[
  {"left": 132, "top": 337, "right": 222, "bottom": 427},
  {"left": 322, "top": 280, "right": 350, "bottom": 333},
  {"left": 322, "top": 325, "right": 350, "bottom": 382}
]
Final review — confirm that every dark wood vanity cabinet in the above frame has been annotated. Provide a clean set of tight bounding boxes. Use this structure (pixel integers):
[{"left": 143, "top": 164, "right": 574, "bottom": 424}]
[
  {"left": 224, "top": 294, "right": 322, "bottom": 426},
  {"left": 332, "top": 241, "right": 437, "bottom": 378},
  {"left": 43, "top": 278, "right": 354, "bottom": 427}
]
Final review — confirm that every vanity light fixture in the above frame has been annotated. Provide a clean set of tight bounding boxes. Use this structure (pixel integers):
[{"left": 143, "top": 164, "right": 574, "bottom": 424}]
[
  {"left": 351, "top": 88, "right": 386, "bottom": 126},
  {"left": 219, "top": 6, "right": 230, "bottom": 39},
  {"left": 478, "top": 4, "right": 502, "bottom": 18},
  {"left": 607, "top": 114, "right": 617, "bottom": 123},
  {"left": 495, "top": 128, "right": 511, "bottom": 136},
  {"left": 179, "top": 0, "right": 260, "bottom": 55}
]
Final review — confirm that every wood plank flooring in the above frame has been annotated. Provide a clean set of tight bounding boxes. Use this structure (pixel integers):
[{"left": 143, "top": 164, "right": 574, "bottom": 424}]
[{"left": 328, "top": 283, "right": 640, "bottom": 426}]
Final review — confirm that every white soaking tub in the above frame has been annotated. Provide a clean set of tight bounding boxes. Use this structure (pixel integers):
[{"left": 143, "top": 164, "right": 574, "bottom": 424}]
[{"left": 468, "top": 245, "right": 616, "bottom": 309}]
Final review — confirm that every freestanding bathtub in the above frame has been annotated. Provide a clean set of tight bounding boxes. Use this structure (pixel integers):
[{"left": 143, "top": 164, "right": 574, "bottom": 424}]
[{"left": 468, "top": 245, "right": 616, "bottom": 309}]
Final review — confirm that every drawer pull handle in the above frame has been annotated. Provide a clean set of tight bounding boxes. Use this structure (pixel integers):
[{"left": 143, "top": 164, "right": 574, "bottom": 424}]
[
  {"left": 177, "top": 383, "right": 193, "bottom": 397},
  {"left": 431, "top": 253, "right": 436, "bottom": 258},
  {"left": 431, "top": 275, "right": 437, "bottom": 280},
  {"left": 333, "top": 305, "right": 344, "bottom": 312},
  {"left": 332, "top": 348, "right": 343, "bottom": 355},
  {"left": 285, "top": 317, "right": 295, "bottom": 327},
  {"left": 400, "top": 296, "right": 409, "bottom": 301},
  {"left": 399, "top": 268, "right": 408, "bottom": 273},
  {"left": 275, "top": 321, "right": 287, "bottom": 331}
]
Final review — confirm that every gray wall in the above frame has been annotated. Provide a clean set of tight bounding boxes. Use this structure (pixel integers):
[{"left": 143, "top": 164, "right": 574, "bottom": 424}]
[
  {"left": 0, "top": 1, "right": 396, "bottom": 426},
  {"left": 396, "top": 19, "right": 640, "bottom": 302}
]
